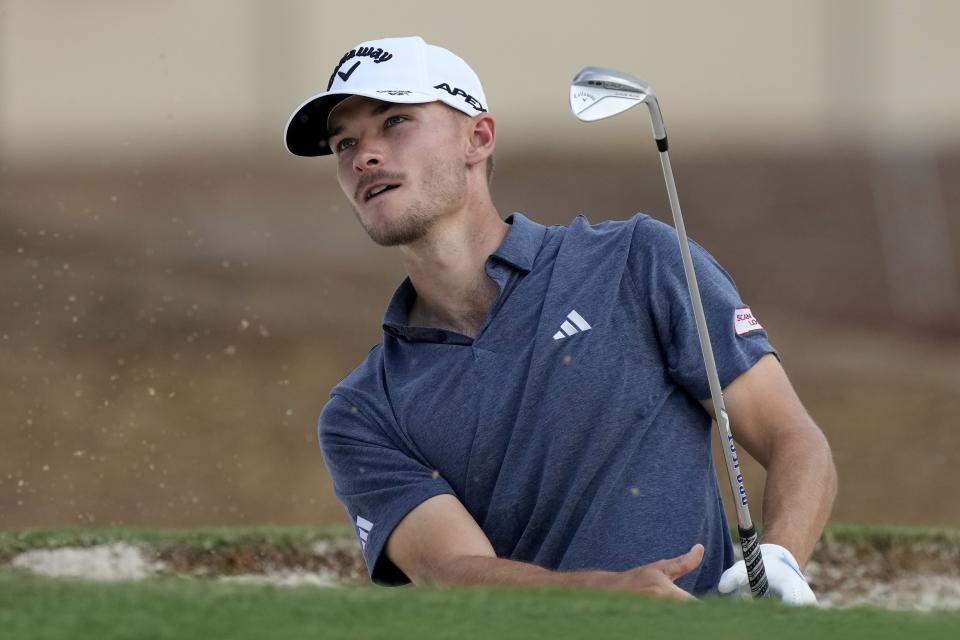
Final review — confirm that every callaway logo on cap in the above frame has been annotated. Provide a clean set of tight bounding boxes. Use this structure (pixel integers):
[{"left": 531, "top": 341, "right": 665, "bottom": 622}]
[{"left": 284, "top": 36, "right": 489, "bottom": 157}]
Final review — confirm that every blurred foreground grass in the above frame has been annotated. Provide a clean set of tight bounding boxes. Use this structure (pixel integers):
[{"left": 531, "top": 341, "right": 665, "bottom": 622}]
[
  {"left": 1, "top": 572, "right": 959, "bottom": 640},
  {"left": 1, "top": 523, "right": 959, "bottom": 640}
]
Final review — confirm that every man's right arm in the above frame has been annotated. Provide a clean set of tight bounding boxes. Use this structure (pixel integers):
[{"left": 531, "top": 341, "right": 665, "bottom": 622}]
[{"left": 385, "top": 493, "right": 703, "bottom": 600}]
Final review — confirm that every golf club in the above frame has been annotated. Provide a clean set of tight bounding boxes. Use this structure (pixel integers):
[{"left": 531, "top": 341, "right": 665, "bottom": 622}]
[{"left": 570, "top": 66, "right": 769, "bottom": 598}]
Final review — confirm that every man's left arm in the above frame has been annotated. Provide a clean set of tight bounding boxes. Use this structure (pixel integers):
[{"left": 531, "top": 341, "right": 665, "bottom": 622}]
[
  {"left": 700, "top": 352, "right": 838, "bottom": 568},
  {"left": 699, "top": 352, "right": 836, "bottom": 605}
]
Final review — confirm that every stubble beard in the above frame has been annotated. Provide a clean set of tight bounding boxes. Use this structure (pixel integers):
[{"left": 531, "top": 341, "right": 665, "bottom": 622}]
[{"left": 353, "top": 154, "right": 467, "bottom": 247}]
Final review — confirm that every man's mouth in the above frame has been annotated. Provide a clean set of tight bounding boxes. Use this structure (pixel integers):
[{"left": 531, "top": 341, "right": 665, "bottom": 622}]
[{"left": 364, "top": 183, "right": 401, "bottom": 201}]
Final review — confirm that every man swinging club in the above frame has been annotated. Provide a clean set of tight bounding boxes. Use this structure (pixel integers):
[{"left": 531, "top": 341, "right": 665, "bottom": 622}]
[{"left": 284, "top": 35, "right": 837, "bottom": 603}]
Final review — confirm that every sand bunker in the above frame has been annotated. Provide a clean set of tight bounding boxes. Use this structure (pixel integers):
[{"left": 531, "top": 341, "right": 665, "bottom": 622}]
[{"left": 11, "top": 543, "right": 165, "bottom": 581}]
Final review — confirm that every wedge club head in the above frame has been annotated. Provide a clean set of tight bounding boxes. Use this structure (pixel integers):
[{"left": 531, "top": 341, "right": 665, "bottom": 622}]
[
  {"left": 570, "top": 66, "right": 666, "bottom": 141},
  {"left": 569, "top": 66, "right": 652, "bottom": 120}
]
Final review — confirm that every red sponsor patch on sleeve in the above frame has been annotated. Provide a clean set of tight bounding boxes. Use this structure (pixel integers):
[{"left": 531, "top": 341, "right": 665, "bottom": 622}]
[{"left": 734, "top": 306, "right": 763, "bottom": 336}]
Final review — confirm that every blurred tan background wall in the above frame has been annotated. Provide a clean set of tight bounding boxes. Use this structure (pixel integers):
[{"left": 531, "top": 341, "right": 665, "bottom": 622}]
[
  {"left": 4, "top": 0, "right": 960, "bottom": 163},
  {"left": 1, "top": 0, "right": 958, "bottom": 531}
]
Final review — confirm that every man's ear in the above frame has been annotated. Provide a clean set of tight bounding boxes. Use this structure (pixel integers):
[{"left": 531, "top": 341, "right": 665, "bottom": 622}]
[{"left": 465, "top": 114, "right": 495, "bottom": 170}]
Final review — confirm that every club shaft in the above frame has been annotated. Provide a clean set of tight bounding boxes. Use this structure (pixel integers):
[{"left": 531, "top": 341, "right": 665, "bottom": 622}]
[{"left": 657, "top": 148, "right": 769, "bottom": 598}]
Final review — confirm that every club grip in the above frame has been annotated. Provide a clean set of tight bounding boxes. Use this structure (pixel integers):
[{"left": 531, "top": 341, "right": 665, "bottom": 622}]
[{"left": 738, "top": 525, "right": 769, "bottom": 598}]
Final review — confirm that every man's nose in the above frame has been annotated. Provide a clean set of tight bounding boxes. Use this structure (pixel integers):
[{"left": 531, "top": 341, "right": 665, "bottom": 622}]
[{"left": 353, "top": 141, "right": 384, "bottom": 174}]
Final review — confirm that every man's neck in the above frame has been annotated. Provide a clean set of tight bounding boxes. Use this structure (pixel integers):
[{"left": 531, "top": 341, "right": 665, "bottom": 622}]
[{"left": 400, "top": 203, "right": 509, "bottom": 338}]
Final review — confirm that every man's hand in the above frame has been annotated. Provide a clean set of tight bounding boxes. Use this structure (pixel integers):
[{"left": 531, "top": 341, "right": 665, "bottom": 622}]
[
  {"left": 600, "top": 543, "right": 704, "bottom": 600},
  {"left": 718, "top": 543, "right": 817, "bottom": 605}
]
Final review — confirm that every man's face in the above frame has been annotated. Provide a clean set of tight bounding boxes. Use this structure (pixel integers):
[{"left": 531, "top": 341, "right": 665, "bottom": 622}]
[{"left": 327, "top": 97, "right": 468, "bottom": 247}]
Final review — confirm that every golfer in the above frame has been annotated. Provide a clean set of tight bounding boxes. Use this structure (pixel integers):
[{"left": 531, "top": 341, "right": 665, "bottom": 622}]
[{"left": 284, "top": 36, "right": 837, "bottom": 603}]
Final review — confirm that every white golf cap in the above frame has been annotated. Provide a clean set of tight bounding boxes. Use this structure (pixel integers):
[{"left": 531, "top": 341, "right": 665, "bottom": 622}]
[{"left": 284, "top": 36, "right": 489, "bottom": 157}]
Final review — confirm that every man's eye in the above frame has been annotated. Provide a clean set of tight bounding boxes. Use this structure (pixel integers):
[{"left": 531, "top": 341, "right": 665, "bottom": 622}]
[
  {"left": 335, "top": 138, "right": 356, "bottom": 153},
  {"left": 385, "top": 115, "right": 407, "bottom": 127}
]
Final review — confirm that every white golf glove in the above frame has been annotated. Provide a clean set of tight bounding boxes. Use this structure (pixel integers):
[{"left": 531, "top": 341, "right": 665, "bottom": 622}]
[{"left": 718, "top": 543, "right": 818, "bottom": 606}]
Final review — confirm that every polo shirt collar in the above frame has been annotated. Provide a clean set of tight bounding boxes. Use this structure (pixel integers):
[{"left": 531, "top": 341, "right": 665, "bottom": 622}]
[
  {"left": 489, "top": 212, "right": 545, "bottom": 273},
  {"left": 382, "top": 213, "right": 546, "bottom": 340}
]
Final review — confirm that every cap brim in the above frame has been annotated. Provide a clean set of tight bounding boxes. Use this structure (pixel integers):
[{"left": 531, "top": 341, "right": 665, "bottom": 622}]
[{"left": 283, "top": 89, "right": 437, "bottom": 157}]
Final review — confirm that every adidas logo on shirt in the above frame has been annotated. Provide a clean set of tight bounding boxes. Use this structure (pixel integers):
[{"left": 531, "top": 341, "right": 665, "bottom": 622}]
[
  {"left": 553, "top": 310, "right": 592, "bottom": 340},
  {"left": 356, "top": 515, "right": 373, "bottom": 550}
]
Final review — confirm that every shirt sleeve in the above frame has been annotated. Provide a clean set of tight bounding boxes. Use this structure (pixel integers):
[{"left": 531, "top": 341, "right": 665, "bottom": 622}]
[
  {"left": 629, "top": 216, "right": 778, "bottom": 401},
  {"left": 318, "top": 393, "right": 456, "bottom": 585}
]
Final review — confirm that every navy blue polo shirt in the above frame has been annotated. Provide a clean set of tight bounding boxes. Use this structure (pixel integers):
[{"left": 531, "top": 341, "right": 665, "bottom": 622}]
[{"left": 318, "top": 212, "right": 776, "bottom": 593}]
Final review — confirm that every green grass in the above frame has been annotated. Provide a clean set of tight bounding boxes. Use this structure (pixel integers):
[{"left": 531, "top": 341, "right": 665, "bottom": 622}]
[
  {"left": 1, "top": 522, "right": 959, "bottom": 639},
  {"left": 2, "top": 522, "right": 958, "bottom": 559},
  {"left": 0, "top": 523, "right": 353, "bottom": 560},
  {"left": 819, "top": 522, "right": 960, "bottom": 548},
  {"left": 1, "top": 572, "right": 958, "bottom": 640},
  {"left": 3, "top": 521, "right": 958, "bottom": 554}
]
